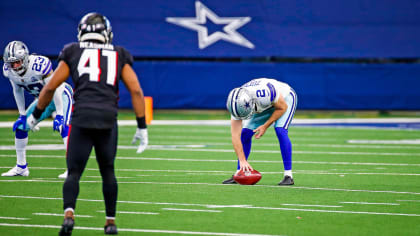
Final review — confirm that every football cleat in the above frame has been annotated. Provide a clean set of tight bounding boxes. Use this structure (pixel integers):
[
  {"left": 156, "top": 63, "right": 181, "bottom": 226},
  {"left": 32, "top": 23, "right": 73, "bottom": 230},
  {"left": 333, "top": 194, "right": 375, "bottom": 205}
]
[
  {"left": 59, "top": 217, "right": 74, "bottom": 236},
  {"left": 1, "top": 165, "right": 29, "bottom": 177},
  {"left": 104, "top": 224, "right": 118, "bottom": 235},
  {"left": 58, "top": 170, "right": 68, "bottom": 179},
  {"left": 278, "top": 175, "right": 294, "bottom": 185},
  {"left": 222, "top": 175, "right": 237, "bottom": 184}
]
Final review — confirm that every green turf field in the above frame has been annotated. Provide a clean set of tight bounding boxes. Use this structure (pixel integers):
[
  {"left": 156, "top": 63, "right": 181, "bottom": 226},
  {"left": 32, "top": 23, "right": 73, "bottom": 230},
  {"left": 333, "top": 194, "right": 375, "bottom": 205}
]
[{"left": 0, "top": 117, "right": 420, "bottom": 235}]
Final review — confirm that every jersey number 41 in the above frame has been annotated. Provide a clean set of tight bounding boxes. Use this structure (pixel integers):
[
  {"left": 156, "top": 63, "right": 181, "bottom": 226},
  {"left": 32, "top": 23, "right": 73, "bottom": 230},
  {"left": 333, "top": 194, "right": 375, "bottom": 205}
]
[{"left": 77, "top": 49, "right": 117, "bottom": 86}]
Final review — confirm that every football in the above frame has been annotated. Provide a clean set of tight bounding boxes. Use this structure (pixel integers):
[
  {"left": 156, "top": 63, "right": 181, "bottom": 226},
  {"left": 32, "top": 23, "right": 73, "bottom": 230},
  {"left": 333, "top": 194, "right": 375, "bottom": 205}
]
[{"left": 233, "top": 169, "right": 262, "bottom": 185}]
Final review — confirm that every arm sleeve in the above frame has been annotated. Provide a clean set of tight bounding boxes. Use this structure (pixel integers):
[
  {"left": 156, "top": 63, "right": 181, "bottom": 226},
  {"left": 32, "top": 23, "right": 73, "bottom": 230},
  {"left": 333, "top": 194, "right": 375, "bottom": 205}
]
[{"left": 10, "top": 81, "right": 26, "bottom": 115}]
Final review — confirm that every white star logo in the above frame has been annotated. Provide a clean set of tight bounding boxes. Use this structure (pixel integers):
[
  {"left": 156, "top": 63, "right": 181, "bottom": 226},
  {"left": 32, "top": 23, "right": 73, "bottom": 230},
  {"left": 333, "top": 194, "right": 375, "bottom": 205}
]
[{"left": 166, "top": 1, "right": 255, "bottom": 49}]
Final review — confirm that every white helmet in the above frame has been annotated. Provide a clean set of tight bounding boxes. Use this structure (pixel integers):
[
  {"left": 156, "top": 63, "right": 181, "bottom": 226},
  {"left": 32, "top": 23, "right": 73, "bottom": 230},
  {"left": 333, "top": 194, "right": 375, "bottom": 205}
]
[
  {"left": 3, "top": 41, "right": 29, "bottom": 75},
  {"left": 226, "top": 87, "right": 255, "bottom": 119}
]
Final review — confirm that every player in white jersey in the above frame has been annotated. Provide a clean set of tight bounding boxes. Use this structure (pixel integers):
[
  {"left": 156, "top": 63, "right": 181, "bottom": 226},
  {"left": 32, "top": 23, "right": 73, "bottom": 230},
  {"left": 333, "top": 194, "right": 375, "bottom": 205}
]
[
  {"left": 225, "top": 78, "right": 297, "bottom": 185},
  {"left": 2, "top": 41, "right": 73, "bottom": 178}
]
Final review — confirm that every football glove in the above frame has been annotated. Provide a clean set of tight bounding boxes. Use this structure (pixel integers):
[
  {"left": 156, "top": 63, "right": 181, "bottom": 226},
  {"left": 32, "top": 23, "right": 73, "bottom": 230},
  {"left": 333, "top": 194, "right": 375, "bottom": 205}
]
[
  {"left": 26, "top": 114, "right": 40, "bottom": 131},
  {"left": 131, "top": 128, "right": 148, "bottom": 153},
  {"left": 53, "top": 115, "right": 64, "bottom": 133},
  {"left": 12, "top": 115, "right": 26, "bottom": 132}
]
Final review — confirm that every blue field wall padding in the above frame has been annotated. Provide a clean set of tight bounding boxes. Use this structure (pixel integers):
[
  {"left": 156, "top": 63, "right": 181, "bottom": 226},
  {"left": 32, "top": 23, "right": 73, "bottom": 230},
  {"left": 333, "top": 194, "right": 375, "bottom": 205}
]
[
  {"left": 1, "top": 0, "right": 420, "bottom": 110},
  {"left": 112, "top": 62, "right": 420, "bottom": 110},
  {"left": 1, "top": 0, "right": 420, "bottom": 58},
  {"left": 1, "top": 62, "right": 420, "bottom": 110}
]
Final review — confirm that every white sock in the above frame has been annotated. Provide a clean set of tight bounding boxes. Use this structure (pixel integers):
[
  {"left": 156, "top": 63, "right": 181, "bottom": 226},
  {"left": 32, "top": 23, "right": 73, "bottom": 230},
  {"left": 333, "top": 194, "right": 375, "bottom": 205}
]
[
  {"left": 284, "top": 170, "right": 292, "bottom": 177},
  {"left": 62, "top": 136, "right": 68, "bottom": 173},
  {"left": 15, "top": 137, "right": 28, "bottom": 166},
  {"left": 64, "top": 208, "right": 74, "bottom": 214}
]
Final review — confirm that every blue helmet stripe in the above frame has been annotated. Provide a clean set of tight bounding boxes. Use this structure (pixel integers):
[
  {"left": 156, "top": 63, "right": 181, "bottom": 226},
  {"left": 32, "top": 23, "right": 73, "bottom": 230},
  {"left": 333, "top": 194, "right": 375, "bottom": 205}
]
[
  {"left": 10, "top": 41, "right": 16, "bottom": 58},
  {"left": 231, "top": 89, "right": 239, "bottom": 118}
]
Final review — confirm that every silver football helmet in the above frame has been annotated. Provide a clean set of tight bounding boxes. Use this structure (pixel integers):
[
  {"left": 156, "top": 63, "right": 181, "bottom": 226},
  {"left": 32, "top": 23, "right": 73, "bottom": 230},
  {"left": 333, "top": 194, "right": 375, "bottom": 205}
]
[
  {"left": 226, "top": 87, "right": 255, "bottom": 119},
  {"left": 3, "top": 41, "right": 29, "bottom": 75}
]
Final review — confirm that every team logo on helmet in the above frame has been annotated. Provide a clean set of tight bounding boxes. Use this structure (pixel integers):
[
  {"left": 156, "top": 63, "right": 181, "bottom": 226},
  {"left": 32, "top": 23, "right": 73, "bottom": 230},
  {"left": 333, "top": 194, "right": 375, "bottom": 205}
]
[{"left": 226, "top": 87, "right": 255, "bottom": 119}]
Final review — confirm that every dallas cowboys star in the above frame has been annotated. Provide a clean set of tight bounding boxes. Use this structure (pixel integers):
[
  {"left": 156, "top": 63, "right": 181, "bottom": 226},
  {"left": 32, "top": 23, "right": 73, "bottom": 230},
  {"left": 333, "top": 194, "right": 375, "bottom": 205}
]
[{"left": 166, "top": 1, "right": 255, "bottom": 49}]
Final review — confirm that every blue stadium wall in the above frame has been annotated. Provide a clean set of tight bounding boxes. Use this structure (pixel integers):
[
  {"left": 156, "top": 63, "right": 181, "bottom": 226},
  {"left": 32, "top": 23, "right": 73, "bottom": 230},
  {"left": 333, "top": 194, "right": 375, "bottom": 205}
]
[{"left": 1, "top": 0, "right": 420, "bottom": 110}]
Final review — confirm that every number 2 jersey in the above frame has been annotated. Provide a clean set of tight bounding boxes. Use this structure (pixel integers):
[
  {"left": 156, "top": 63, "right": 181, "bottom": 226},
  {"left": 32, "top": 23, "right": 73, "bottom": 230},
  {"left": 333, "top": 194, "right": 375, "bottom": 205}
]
[
  {"left": 58, "top": 42, "right": 134, "bottom": 129},
  {"left": 3, "top": 54, "right": 70, "bottom": 116},
  {"left": 238, "top": 78, "right": 293, "bottom": 118}
]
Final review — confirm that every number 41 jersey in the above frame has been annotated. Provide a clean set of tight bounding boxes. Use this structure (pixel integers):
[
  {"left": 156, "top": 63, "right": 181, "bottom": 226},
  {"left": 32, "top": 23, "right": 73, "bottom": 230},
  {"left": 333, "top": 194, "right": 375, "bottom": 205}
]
[{"left": 58, "top": 42, "right": 134, "bottom": 129}]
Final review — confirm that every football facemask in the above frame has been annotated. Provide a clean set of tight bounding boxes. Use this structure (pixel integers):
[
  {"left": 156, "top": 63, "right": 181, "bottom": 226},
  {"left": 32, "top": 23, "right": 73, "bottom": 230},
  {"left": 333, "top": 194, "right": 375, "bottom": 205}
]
[{"left": 3, "top": 41, "right": 29, "bottom": 75}]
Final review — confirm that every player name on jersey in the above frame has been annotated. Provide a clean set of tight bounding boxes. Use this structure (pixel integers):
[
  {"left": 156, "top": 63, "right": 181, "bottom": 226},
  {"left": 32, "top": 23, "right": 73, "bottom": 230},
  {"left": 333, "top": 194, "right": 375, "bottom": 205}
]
[{"left": 79, "top": 42, "right": 114, "bottom": 50}]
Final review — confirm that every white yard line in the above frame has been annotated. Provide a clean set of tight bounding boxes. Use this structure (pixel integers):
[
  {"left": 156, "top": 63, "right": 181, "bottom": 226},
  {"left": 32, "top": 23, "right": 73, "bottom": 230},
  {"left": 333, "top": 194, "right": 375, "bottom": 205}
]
[
  {"left": 33, "top": 213, "right": 93, "bottom": 217},
  {"left": 0, "top": 216, "right": 29, "bottom": 220},
  {"left": 297, "top": 143, "right": 420, "bottom": 149},
  {"left": 340, "top": 202, "right": 400, "bottom": 206},
  {"left": 0, "top": 223, "right": 285, "bottom": 236},
  {"left": 145, "top": 147, "right": 420, "bottom": 156},
  {"left": 1, "top": 166, "right": 420, "bottom": 177},
  {"left": 245, "top": 206, "right": 420, "bottom": 217},
  {"left": 2, "top": 143, "right": 420, "bottom": 156},
  {"left": 0, "top": 195, "right": 419, "bottom": 217},
  {"left": 281, "top": 204, "right": 342, "bottom": 208},
  {"left": 97, "top": 210, "right": 159, "bottom": 215},
  {"left": 348, "top": 139, "right": 420, "bottom": 145},
  {"left": 397, "top": 200, "right": 420, "bottom": 203},
  {"left": 2, "top": 154, "right": 420, "bottom": 167},
  {"left": 3, "top": 141, "right": 420, "bottom": 150},
  {"left": 5, "top": 144, "right": 420, "bottom": 157},
  {"left": 162, "top": 208, "right": 222, "bottom": 213}
]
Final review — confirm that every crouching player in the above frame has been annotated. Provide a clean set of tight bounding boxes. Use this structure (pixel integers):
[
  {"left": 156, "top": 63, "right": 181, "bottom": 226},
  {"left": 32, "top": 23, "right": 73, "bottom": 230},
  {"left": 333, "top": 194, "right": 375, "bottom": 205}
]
[
  {"left": 224, "top": 78, "right": 297, "bottom": 185},
  {"left": 2, "top": 41, "right": 72, "bottom": 178}
]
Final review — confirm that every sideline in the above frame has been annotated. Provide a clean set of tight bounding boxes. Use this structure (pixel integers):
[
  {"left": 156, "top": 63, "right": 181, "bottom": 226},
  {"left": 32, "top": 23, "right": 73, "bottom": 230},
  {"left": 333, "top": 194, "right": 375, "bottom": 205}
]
[{"left": 0, "top": 118, "right": 420, "bottom": 129}]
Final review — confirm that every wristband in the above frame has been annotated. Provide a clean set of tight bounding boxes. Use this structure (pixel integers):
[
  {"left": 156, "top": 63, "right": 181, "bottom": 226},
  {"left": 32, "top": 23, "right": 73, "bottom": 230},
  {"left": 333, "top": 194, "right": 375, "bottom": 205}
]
[
  {"left": 136, "top": 116, "right": 147, "bottom": 129},
  {"left": 32, "top": 106, "right": 45, "bottom": 119}
]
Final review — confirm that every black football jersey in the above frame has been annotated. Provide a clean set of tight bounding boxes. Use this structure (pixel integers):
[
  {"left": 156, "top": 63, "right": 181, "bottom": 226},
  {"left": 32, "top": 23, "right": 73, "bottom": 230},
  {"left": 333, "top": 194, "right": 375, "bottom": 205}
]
[{"left": 58, "top": 42, "right": 133, "bottom": 128}]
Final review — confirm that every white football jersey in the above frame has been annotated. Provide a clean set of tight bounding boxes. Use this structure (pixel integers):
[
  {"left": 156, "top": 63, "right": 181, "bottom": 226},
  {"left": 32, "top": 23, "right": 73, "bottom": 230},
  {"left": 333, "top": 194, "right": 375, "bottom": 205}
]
[
  {"left": 242, "top": 78, "right": 292, "bottom": 113},
  {"left": 3, "top": 54, "right": 52, "bottom": 97}
]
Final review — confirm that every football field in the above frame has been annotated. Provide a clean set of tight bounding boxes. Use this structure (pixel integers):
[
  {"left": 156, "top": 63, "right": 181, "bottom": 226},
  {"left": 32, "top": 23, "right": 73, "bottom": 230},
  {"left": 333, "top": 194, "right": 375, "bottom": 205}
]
[{"left": 0, "top": 120, "right": 420, "bottom": 235}]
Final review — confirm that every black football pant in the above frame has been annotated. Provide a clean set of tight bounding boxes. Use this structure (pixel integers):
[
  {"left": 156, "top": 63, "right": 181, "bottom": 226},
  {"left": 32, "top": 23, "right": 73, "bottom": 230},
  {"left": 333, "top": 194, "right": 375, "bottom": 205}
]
[{"left": 63, "top": 124, "right": 118, "bottom": 217}]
